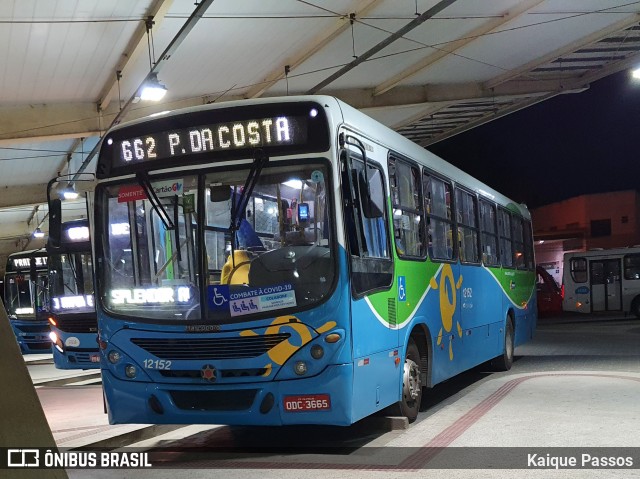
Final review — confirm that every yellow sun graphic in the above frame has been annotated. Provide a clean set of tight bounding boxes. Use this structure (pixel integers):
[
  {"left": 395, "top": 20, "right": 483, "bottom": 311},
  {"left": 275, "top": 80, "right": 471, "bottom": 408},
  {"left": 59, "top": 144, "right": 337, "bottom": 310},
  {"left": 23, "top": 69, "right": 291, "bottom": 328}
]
[{"left": 430, "top": 264, "right": 463, "bottom": 360}]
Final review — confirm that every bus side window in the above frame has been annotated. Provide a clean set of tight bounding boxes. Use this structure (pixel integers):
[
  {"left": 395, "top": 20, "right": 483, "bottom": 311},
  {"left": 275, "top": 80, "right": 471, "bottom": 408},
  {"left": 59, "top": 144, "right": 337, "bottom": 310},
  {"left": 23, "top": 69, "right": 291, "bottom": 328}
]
[
  {"left": 341, "top": 148, "right": 393, "bottom": 296},
  {"left": 498, "top": 208, "right": 513, "bottom": 268},
  {"left": 423, "top": 172, "right": 455, "bottom": 261},
  {"left": 389, "top": 156, "right": 425, "bottom": 259},
  {"left": 479, "top": 199, "right": 500, "bottom": 266}
]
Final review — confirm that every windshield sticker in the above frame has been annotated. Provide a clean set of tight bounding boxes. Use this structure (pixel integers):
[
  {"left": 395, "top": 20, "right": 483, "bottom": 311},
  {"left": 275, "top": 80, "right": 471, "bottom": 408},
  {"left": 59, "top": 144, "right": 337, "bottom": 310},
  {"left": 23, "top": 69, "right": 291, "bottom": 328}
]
[
  {"left": 117, "top": 180, "right": 184, "bottom": 203},
  {"left": 311, "top": 170, "right": 323, "bottom": 183},
  {"left": 207, "top": 284, "right": 297, "bottom": 317}
]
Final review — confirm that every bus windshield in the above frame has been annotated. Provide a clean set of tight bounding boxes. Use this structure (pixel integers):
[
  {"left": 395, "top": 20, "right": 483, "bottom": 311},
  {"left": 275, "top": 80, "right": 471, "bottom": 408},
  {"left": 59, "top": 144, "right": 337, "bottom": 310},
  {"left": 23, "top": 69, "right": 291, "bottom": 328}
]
[
  {"left": 49, "top": 252, "right": 94, "bottom": 313},
  {"left": 98, "top": 160, "right": 335, "bottom": 323},
  {"left": 4, "top": 271, "right": 48, "bottom": 318}
]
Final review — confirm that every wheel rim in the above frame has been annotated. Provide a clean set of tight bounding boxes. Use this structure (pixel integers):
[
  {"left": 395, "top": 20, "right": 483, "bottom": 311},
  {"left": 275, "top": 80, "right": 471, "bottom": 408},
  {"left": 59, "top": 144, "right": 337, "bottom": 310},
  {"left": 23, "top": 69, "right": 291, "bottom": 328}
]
[
  {"left": 506, "top": 325, "right": 513, "bottom": 360},
  {"left": 403, "top": 358, "right": 421, "bottom": 402}
]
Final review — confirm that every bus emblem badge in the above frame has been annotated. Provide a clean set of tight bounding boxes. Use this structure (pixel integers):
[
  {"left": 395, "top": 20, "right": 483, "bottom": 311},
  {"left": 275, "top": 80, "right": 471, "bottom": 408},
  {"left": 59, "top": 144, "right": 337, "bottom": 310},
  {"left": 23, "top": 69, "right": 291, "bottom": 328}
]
[{"left": 201, "top": 365, "right": 217, "bottom": 382}]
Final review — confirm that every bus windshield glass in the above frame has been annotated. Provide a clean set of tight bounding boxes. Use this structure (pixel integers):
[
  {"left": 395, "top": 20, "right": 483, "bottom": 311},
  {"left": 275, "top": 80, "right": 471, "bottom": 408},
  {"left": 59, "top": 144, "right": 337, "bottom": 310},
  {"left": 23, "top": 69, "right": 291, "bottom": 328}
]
[
  {"left": 49, "top": 252, "right": 94, "bottom": 313},
  {"left": 98, "top": 160, "right": 334, "bottom": 323},
  {"left": 4, "top": 271, "right": 48, "bottom": 318}
]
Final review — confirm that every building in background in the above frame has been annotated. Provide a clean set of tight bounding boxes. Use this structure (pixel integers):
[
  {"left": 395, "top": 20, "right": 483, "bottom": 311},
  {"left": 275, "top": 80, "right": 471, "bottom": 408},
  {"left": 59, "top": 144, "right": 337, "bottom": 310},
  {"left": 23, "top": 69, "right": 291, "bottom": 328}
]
[{"left": 532, "top": 190, "right": 640, "bottom": 285}]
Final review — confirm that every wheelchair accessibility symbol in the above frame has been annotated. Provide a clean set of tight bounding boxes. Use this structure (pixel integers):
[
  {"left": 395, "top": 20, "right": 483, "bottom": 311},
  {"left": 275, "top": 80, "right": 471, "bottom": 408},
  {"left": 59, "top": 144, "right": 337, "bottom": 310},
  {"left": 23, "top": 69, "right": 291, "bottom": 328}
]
[
  {"left": 398, "top": 276, "right": 406, "bottom": 302},
  {"left": 212, "top": 287, "right": 228, "bottom": 306}
]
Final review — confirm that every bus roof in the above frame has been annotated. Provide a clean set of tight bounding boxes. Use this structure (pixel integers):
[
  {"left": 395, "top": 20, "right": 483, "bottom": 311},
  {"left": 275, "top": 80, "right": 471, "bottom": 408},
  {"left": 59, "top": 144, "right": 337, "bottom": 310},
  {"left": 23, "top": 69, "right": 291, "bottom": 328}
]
[{"left": 103, "top": 95, "right": 529, "bottom": 219}]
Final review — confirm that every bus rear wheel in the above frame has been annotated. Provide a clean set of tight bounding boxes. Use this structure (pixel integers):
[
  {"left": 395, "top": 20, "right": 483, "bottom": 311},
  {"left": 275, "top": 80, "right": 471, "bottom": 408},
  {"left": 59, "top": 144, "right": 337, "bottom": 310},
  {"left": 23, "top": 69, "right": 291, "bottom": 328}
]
[
  {"left": 490, "top": 318, "right": 514, "bottom": 371},
  {"left": 392, "top": 338, "right": 422, "bottom": 423}
]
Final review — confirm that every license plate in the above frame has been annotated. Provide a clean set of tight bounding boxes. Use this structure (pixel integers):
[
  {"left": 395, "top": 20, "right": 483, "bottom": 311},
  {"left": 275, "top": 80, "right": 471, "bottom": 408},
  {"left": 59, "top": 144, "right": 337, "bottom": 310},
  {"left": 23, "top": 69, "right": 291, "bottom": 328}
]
[
  {"left": 283, "top": 394, "right": 331, "bottom": 412},
  {"left": 90, "top": 354, "right": 100, "bottom": 363}
]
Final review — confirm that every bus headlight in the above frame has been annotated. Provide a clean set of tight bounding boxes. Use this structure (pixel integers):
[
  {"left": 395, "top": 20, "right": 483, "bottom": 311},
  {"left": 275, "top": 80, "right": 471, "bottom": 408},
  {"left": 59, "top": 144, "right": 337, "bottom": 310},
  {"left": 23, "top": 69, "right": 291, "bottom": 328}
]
[
  {"left": 294, "top": 361, "right": 308, "bottom": 376},
  {"left": 49, "top": 332, "right": 63, "bottom": 353},
  {"left": 125, "top": 364, "right": 137, "bottom": 378},
  {"left": 108, "top": 350, "right": 121, "bottom": 364}
]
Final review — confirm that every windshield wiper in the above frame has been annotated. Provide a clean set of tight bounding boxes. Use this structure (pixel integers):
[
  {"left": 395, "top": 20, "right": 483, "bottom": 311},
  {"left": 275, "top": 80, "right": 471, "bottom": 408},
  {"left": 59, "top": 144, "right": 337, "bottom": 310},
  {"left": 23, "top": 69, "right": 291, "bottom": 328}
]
[
  {"left": 229, "top": 150, "right": 268, "bottom": 260},
  {"left": 136, "top": 172, "right": 175, "bottom": 230}
]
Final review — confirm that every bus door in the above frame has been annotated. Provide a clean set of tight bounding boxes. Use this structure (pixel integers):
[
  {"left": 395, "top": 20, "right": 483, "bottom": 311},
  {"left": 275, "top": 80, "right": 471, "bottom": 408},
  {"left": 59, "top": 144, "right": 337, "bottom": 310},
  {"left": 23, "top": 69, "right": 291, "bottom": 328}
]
[{"left": 590, "top": 259, "right": 622, "bottom": 312}]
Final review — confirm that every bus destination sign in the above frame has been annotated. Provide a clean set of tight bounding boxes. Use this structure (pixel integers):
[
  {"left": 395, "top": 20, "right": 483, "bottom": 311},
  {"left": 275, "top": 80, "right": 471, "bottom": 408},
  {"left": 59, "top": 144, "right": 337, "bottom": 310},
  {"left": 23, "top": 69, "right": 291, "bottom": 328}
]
[{"left": 111, "top": 115, "right": 308, "bottom": 165}]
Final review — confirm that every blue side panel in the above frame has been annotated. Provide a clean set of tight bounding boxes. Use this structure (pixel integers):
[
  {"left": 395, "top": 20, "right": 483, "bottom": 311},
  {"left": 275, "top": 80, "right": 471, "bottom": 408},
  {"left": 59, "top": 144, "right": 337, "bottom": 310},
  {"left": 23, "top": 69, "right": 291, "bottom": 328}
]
[{"left": 10, "top": 320, "right": 51, "bottom": 354}]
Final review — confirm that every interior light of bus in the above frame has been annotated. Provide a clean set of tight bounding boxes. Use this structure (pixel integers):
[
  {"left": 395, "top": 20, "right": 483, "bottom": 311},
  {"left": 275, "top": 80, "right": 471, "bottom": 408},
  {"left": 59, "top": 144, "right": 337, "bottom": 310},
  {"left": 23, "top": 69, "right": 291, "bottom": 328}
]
[
  {"left": 15, "top": 308, "right": 34, "bottom": 315},
  {"left": 67, "top": 226, "right": 89, "bottom": 240},
  {"left": 110, "top": 223, "right": 130, "bottom": 236},
  {"left": 325, "top": 333, "right": 341, "bottom": 343},
  {"left": 48, "top": 317, "right": 57, "bottom": 326}
]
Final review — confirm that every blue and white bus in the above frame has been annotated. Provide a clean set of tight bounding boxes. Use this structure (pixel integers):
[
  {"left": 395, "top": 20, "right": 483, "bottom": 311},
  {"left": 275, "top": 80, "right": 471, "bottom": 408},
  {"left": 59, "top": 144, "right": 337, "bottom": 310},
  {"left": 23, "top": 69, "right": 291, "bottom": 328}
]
[
  {"left": 4, "top": 249, "right": 51, "bottom": 353},
  {"left": 47, "top": 219, "right": 99, "bottom": 368},
  {"left": 92, "top": 96, "right": 536, "bottom": 425}
]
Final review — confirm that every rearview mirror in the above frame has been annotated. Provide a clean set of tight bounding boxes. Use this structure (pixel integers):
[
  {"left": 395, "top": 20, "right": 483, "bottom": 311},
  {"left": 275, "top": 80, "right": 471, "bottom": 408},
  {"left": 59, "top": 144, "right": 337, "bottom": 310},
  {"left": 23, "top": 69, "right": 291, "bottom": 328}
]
[{"left": 209, "top": 185, "right": 231, "bottom": 202}]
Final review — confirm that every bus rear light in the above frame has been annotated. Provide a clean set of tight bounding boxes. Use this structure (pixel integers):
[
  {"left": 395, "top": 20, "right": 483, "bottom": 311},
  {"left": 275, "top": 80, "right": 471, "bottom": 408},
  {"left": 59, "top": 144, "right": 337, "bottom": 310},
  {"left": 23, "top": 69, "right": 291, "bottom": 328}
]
[
  {"left": 560, "top": 284, "right": 565, "bottom": 300},
  {"left": 48, "top": 317, "right": 57, "bottom": 326},
  {"left": 125, "top": 364, "right": 137, "bottom": 378},
  {"left": 108, "top": 350, "right": 121, "bottom": 364},
  {"left": 576, "top": 301, "right": 583, "bottom": 308},
  {"left": 99, "top": 340, "right": 108, "bottom": 350}
]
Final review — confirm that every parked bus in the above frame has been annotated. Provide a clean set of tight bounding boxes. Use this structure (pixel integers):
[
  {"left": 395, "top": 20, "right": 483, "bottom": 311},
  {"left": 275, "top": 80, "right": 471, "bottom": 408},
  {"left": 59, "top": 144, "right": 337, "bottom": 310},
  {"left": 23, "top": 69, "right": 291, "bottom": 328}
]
[
  {"left": 47, "top": 219, "right": 99, "bottom": 368},
  {"left": 4, "top": 249, "right": 51, "bottom": 353},
  {"left": 563, "top": 247, "right": 640, "bottom": 317},
  {"left": 92, "top": 96, "right": 536, "bottom": 426}
]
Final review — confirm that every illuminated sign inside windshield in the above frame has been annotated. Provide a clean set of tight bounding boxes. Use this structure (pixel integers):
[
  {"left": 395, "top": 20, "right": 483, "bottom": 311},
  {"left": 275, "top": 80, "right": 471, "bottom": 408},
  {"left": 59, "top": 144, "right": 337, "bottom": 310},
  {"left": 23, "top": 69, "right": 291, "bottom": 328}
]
[
  {"left": 111, "top": 115, "right": 307, "bottom": 165},
  {"left": 12, "top": 256, "right": 47, "bottom": 269}
]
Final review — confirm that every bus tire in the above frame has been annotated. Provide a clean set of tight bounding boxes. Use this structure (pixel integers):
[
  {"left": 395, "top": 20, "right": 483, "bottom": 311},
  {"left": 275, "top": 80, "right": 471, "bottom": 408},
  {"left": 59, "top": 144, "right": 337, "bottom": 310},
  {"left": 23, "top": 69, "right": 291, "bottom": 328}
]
[
  {"left": 490, "top": 317, "right": 514, "bottom": 371},
  {"left": 392, "top": 338, "right": 422, "bottom": 423},
  {"left": 631, "top": 296, "right": 640, "bottom": 319}
]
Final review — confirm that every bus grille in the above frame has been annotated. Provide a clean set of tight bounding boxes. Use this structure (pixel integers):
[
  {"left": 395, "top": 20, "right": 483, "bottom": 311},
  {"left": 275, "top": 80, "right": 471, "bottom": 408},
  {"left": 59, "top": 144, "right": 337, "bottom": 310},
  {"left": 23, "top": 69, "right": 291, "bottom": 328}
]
[
  {"left": 15, "top": 324, "right": 50, "bottom": 333},
  {"left": 169, "top": 389, "right": 257, "bottom": 411},
  {"left": 57, "top": 317, "right": 98, "bottom": 333},
  {"left": 130, "top": 333, "right": 291, "bottom": 360}
]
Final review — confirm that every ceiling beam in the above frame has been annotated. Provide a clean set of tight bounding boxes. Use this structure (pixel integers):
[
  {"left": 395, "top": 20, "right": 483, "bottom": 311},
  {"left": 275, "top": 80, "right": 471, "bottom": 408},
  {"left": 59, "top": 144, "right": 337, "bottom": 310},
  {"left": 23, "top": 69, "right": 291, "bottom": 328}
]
[
  {"left": 306, "top": 0, "right": 458, "bottom": 94},
  {"left": 244, "top": 0, "right": 384, "bottom": 99},
  {"left": 485, "top": 13, "right": 640, "bottom": 89},
  {"left": 325, "top": 79, "right": 584, "bottom": 110},
  {"left": 373, "top": 0, "right": 545, "bottom": 96},
  {"left": 0, "top": 184, "right": 48, "bottom": 209},
  {"left": 98, "top": 0, "right": 175, "bottom": 112}
]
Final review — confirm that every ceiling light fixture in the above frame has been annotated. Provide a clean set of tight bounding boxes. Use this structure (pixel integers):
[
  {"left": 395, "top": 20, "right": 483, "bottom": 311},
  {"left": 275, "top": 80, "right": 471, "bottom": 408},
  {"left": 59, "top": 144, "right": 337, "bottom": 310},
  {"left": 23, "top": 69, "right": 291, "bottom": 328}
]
[
  {"left": 140, "top": 73, "right": 167, "bottom": 101},
  {"left": 62, "top": 183, "right": 79, "bottom": 200}
]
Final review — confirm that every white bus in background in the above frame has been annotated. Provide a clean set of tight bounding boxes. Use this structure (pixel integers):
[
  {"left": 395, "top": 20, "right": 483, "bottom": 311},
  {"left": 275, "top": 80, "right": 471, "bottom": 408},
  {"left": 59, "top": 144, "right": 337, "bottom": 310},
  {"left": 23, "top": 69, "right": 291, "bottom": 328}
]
[{"left": 563, "top": 247, "right": 640, "bottom": 317}]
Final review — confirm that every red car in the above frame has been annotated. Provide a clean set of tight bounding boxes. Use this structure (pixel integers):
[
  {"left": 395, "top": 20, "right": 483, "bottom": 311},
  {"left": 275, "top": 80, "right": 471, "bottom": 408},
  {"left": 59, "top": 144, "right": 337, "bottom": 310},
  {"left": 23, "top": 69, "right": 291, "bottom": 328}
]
[{"left": 536, "top": 266, "right": 564, "bottom": 316}]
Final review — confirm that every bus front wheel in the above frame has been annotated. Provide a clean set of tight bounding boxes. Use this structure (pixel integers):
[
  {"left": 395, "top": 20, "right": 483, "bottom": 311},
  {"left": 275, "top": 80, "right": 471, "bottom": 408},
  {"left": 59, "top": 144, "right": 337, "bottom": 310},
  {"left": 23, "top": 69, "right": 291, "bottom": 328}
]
[
  {"left": 490, "top": 317, "right": 514, "bottom": 371},
  {"left": 392, "top": 338, "right": 422, "bottom": 423}
]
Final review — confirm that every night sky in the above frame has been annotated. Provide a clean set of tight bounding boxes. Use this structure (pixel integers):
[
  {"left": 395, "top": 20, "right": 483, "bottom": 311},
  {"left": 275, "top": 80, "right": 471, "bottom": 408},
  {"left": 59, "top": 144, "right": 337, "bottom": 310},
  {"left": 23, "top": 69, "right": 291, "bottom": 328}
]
[{"left": 428, "top": 69, "right": 640, "bottom": 209}]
